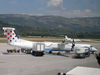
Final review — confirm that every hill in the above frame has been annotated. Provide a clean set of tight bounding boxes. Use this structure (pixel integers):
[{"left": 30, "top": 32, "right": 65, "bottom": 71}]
[
  {"left": 0, "top": 14, "right": 100, "bottom": 33},
  {"left": 71, "top": 17, "right": 100, "bottom": 24},
  {"left": 0, "top": 20, "right": 72, "bottom": 37},
  {"left": 0, "top": 14, "right": 100, "bottom": 38}
]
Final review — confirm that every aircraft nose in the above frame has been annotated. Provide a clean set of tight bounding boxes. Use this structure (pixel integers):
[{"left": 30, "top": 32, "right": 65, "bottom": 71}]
[{"left": 92, "top": 47, "right": 98, "bottom": 51}]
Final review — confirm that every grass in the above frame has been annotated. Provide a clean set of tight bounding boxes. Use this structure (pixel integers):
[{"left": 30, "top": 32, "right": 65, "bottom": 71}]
[
  {"left": 0, "top": 40, "right": 7, "bottom": 43},
  {"left": 92, "top": 39, "right": 100, "bottom": 41}
]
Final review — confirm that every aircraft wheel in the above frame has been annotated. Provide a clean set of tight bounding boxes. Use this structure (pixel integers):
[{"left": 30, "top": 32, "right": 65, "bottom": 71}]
[
  {"left": 40, "top": 52, "right": 44, "bottom": 56},
  {"left": 49, "top": 51, "right": 52, "bottom": 54},
  {"left": 57, "top": 52, "right": 60, "bottom": 55},
  {"left": 34, "top": 52, "right": 37, "bottom": 56},
  {"left": 92, "top": 52, "right": 94, "bottom": 54}
]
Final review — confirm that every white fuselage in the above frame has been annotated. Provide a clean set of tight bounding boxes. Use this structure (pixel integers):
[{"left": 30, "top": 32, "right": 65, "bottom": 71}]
[
  {"left": 9, "top": 39, "right": 36, "bottom": 49},
  {"left": 8, "top": 38, "right": 98, "bottom": 52}
]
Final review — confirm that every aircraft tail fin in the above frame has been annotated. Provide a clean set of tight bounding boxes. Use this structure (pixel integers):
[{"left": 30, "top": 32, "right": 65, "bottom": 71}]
[
  {"left": 65, "top": 35, "right": 81, "bottom": 42},
  {"left": 65, "top": 35, "right": 72, "bottom": 41},
  {"left": 65, "top": 35, "right": 68, "bottom": 39},
  {"left": 3, "top": 27, "right": 19, "bottom": 44}
]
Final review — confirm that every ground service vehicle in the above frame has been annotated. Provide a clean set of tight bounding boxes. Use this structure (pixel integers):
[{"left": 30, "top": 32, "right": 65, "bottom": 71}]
[
  {"left": 25, "top": 43, "right": 45, "bottom": 56},
  {"left": 32, "top": 43, "right": 45, "bottom": 56},
  {"left": 72, "top": 47, "right": 90, "bottom": 58}
]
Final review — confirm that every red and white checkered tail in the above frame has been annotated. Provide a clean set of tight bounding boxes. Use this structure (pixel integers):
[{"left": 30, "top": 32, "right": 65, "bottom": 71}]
[{"left": 3, "top": 27, "right": 19, "bottom": 44}]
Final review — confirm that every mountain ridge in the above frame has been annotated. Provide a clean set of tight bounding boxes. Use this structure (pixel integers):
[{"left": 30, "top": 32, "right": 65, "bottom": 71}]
[{"left": 0, "top": 14, "right": 100, "bottom": 38}]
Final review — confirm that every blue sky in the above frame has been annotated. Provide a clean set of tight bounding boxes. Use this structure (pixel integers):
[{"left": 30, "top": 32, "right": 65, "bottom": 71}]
[{"left": 0, "top": 0, "right": 100, "bottom": 18}]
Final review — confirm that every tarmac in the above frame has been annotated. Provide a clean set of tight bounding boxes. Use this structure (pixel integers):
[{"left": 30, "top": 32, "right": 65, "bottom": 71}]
[{"left": 0, "top": 41, "right": 100, "bottom": 75}]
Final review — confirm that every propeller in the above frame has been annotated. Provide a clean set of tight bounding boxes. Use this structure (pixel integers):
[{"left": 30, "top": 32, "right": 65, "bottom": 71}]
[
  {"left": 62, "top": 40, "right": 65, "bottom": 43},
  {"left": 71, "top": 39, "right": 75, "bottom": 50}
]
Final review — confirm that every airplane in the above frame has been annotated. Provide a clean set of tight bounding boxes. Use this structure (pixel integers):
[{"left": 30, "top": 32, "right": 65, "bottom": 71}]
[
  {"left": 65, "top": 35, "right": 81, "bottom": 42},
  {"left": 65, "top": 35, "right": 98, "bottom": 53},
  {"left": 3, "top": 27, "right": 98, "bottom": 56}
]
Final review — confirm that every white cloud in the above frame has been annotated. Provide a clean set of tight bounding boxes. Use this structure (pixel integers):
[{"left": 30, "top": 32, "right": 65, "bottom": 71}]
[
  {"left": 72, "top": 10, "right": 81, "bottom": 15},
  {"left": 46, "top": 9, "right": 95, "bottom": 18},
  {"left": 20, "top": 13, "right": 43, "bottom": 16},
  {"left": 72, "top": 9, "right": 92, "bottom": 17},
  {"left": 47, "top": 0, "right": 65, "bottom": 10},
  {"left": 36, "top": 14, "right": 44, "bottom": 16},
  {"left": 85, "top": 9, "right": 92, "bottom": 13},
  {"left": 29, "top": 13, "right": 43, "bottom": 16},
  {"left": 47, "top": 0, "right": 62, "bottom": 7},
  {"left": 38, "top": 7, "right": 43, "bottom": 11}
]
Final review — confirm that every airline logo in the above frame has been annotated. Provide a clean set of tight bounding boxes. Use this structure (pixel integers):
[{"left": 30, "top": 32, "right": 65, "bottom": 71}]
[{"left": 4, "top": 30, "right": 19, "bottom": 43}]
